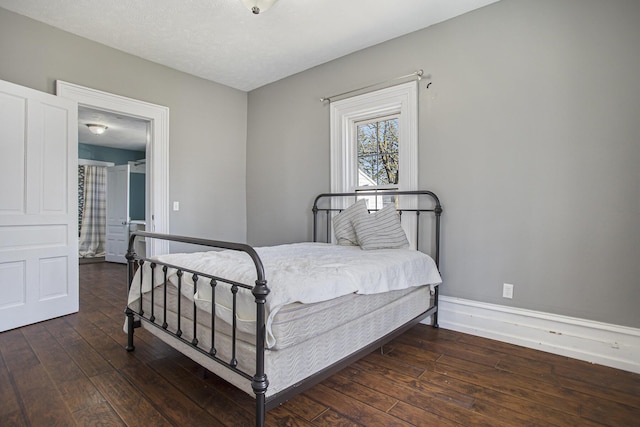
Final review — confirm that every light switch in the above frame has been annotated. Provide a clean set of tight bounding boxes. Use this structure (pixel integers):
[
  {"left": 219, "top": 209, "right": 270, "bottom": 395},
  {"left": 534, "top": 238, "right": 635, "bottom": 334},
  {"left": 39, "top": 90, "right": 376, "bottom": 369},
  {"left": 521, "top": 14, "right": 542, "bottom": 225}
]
[{"left": 173, "top": 201, "right": 180, "bottom": 211}]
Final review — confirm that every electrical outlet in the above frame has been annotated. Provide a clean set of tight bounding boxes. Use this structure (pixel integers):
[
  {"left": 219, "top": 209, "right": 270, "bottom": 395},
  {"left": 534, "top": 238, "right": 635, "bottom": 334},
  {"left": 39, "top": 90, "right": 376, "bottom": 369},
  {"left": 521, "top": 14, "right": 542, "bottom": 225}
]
[{"left": 503, "top": 283, "right": 514, "bottom": 299}]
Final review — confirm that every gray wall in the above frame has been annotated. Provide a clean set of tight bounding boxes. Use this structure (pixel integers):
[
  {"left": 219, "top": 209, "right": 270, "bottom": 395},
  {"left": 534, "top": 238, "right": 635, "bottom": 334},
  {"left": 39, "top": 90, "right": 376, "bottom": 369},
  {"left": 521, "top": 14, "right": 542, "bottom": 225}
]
[
  {"left": 2, "top": 2, "right": 638, "bottom": 329},
  {"left": 246, "top": 0, "right": 640, "bottom": 328},
  {"left": 0, "top": 8, "right": 248, "bottom": 243}
]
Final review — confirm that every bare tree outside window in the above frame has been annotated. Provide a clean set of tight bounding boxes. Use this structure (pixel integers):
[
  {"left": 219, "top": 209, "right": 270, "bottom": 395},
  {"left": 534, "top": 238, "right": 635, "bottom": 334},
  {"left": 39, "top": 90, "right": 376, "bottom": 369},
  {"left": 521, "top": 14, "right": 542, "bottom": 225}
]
[{"left": 357, "top": 117, "right": 399, "bottom": 186}]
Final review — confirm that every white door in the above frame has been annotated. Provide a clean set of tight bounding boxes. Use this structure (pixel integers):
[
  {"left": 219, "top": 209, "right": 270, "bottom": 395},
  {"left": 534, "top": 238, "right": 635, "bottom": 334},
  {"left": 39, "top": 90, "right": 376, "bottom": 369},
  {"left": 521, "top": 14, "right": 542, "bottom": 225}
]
[
  {"left": 105, "top": 165, "right": 130, "bottom": 263},
  {"left": 0, "top": 79, "right": 78, "bottom": 332}
]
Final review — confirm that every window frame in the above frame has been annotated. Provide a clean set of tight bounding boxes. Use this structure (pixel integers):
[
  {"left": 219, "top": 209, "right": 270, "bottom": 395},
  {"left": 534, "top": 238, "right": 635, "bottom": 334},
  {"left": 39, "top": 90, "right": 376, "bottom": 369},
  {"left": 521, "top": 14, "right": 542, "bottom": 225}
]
[
  {"left": 329, "top": 81, "right": 419, "bottom": 247},
  {"left": 330, "top": 81, "right": 418, "bottom": 195}
]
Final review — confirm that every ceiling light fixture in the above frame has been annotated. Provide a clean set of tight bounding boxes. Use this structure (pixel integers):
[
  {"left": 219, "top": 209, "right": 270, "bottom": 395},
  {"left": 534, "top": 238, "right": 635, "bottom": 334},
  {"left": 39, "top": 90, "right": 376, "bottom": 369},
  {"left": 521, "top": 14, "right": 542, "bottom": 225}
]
[
  {"left": 241, "top": 0, "right": 278, "bottom": 14},
  {"left": 86, "top": 124, "right": 108, "bottom": 135}
]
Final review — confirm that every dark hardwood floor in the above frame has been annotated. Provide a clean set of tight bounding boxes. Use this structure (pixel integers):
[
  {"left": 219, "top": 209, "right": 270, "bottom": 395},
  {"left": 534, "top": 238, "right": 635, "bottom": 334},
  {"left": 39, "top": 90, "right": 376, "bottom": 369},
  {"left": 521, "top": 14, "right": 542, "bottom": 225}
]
[{"left": 1, "top": 262, "right": 639, "bottom": 426}]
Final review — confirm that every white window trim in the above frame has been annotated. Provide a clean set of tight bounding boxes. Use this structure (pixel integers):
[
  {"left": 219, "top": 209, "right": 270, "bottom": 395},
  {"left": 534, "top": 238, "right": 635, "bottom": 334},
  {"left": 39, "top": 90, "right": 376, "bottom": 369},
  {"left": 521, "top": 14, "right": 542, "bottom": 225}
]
[
  {"left": 329, "top": 81, "right": 419, "bottom": 247},
  {"left": 330, "top": 81, "right": 418, "bottom": 195}
]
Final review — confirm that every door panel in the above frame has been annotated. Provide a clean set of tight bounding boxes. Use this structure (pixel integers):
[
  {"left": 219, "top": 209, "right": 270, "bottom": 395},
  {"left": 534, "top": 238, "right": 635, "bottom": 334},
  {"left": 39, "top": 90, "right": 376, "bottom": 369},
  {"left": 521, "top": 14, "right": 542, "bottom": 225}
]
[
  {"left": 41, "top": 103, "right": 70, "bottom": 213},
  {"left": 0, "top": 261, "right": 25, "bottom": 310},
  {"left": 105, "top": 165, "right": 130, "bottom": 263},
  {"left": 0, "top": 91, "right": 26, "bottom": 213},
  {"left": 0, "top": 79, "right": 78, "bottom": 332}
]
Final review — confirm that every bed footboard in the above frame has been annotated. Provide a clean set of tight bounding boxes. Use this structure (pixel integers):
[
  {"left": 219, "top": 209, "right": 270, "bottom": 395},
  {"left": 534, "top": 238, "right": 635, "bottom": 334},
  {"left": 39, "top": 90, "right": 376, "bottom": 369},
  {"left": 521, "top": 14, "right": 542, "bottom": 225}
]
[{"left": 124, "top": 231, "right": 269, "bottom": 427}]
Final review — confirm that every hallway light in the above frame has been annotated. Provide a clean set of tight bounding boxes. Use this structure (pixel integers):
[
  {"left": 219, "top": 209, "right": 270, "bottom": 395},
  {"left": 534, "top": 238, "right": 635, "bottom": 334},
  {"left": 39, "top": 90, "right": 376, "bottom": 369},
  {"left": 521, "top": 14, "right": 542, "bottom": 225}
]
[{"left": 86, "top": 124, "right": 108, "bottom": 135}]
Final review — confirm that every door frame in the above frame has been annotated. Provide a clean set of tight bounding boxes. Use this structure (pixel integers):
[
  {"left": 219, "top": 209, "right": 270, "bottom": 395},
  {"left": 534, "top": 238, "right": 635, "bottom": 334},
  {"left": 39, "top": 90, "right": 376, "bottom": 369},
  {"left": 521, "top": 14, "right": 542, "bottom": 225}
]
[{"left": 56, "top": 81, "right": 169, "bottom": 257}]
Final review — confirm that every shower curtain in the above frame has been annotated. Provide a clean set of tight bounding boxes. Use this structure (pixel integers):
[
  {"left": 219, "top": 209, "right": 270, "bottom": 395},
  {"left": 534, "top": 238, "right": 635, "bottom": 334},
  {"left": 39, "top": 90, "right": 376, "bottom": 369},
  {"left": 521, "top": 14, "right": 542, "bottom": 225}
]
[{"left": 78, "top": 165, "right": 107, "bottom": 258}]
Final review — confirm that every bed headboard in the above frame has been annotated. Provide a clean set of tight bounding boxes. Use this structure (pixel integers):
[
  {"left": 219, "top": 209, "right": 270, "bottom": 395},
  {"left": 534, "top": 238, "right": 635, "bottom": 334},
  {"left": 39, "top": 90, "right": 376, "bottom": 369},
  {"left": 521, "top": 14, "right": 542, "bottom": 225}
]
[{"left": 312, "top": 190, "right": 442, "bottom": 267}]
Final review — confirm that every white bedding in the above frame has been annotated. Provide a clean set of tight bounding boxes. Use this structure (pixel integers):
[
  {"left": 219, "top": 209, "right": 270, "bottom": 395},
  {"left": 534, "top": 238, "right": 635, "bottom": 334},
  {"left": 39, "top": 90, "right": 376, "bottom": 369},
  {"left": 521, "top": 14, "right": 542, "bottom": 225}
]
[{"left": 127, "top": 242, "right": 441, "bottom": 348}]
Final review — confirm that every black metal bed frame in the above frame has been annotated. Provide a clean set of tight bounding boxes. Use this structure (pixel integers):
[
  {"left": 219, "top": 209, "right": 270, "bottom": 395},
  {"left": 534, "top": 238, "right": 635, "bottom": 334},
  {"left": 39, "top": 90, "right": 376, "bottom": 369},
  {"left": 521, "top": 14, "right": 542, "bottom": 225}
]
[{"left": 124, "top": 190, "right": 442, "bottom": 427}]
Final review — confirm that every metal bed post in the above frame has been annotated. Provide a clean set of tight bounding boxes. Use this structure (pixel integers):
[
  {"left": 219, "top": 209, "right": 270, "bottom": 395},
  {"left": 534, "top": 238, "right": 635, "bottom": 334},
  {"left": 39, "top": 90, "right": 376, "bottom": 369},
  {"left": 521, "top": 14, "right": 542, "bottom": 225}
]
[
  {"left": 312, "top": 204, "right": 318, "bottom": 242},
  {"left": 125, "top": 239, "right": 137, "bottom": 352},
  {"left": 252, "top": 277, "right": 270, "bottom": 427},
  {"left": 432, "top": 201, "right": 442, "bottom": 328}
]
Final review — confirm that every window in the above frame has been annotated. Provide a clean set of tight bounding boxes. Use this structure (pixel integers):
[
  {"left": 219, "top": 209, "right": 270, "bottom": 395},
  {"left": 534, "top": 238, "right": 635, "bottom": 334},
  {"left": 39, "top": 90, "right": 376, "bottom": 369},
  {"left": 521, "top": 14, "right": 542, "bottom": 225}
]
[
  {"left": 357, "top": 115, "right": 399, "bottom": 188},
  {"left": 356, "top": 115, "right": 400, "bottom": 211},
  {"left": 330, "top": 81, "right": 418, "bottom": 195},
  {"left": 330, "top": 81, "right": 419, "bottom": 244}
]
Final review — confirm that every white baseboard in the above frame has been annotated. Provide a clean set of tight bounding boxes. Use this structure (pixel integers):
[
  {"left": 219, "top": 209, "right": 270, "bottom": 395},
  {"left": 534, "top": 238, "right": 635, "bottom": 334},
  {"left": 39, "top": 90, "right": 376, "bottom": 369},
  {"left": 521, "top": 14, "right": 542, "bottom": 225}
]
[{"left": 421, "top": 296, "right": 640, "bottom": 374}]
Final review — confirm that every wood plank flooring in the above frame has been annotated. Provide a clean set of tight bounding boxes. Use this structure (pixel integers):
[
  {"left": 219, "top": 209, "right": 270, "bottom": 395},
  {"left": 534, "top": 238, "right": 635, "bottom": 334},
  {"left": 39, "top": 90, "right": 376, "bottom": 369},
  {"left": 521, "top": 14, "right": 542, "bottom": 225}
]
[{"left": 1, "top": 261, "right": 639, "bottom": 426}]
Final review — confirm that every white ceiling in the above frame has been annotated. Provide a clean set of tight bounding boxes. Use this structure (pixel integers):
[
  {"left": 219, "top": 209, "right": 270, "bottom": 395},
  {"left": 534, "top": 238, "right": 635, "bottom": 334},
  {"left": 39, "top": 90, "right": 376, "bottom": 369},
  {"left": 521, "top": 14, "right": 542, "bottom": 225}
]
[
  {"left": 2, "top": 0, "right": 500, "bottom": 150},
  {"left": 79, "top": 107, "right": 148, "bottom": 151},
  {"left": 0, "top": 0, "right": 500, "bottom": 92}
]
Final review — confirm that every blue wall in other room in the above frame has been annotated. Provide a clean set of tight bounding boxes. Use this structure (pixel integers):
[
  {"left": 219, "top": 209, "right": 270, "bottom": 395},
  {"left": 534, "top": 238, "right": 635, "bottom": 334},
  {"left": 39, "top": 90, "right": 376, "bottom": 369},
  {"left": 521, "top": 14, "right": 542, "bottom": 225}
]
[{"left": 79, "top": 143, "right": 145, "bottom": 165}]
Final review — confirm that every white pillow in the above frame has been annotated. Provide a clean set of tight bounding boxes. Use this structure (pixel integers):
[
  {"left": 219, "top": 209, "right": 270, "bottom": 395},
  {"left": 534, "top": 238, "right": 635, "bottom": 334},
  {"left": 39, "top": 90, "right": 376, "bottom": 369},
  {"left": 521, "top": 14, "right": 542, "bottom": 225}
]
[
  {"left": 352, "top": 205, "right": 409, "bottom": 250},
  {"left": 332, "top": 199, "right": 368, "bottom": 246}
]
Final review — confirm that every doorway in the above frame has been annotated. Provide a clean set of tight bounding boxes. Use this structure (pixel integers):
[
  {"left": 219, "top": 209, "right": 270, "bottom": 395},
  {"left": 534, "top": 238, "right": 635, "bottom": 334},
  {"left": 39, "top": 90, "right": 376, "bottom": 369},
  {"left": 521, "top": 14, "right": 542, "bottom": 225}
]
[
  {"left": 56, "top": 81, "right": 170, "bottom": 259},
  {"left": 77, "top": 106, "right": 148, "bottom": 263}
]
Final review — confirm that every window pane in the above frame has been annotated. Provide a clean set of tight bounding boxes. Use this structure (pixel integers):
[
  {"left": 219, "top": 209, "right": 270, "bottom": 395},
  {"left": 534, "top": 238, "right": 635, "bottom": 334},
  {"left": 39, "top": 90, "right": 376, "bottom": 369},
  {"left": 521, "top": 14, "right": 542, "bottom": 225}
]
[
  {"left": 355, "top": 191, "right": 398, "bottom": 210},
  {"left": 357, "top": 117, "right": 399, "bottom": 186}
]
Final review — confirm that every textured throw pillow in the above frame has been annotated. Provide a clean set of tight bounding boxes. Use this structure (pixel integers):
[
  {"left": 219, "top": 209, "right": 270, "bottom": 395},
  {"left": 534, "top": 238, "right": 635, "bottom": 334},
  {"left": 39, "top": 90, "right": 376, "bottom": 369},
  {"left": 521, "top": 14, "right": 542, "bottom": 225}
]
[
  {"left": 352, "top": 205, "right": 409, "bottom": 250},
  {"left": 332, "top": 199, "right": 368, "bottom": 246}
]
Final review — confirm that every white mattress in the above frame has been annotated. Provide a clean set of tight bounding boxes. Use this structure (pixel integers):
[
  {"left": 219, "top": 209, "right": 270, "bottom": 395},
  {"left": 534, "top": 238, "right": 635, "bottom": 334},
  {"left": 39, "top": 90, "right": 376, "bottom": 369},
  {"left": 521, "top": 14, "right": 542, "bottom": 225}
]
[
  {"left": 135, "top": 281, "right": 425, "bottom": 350},
  {"left": 127, "top": 242, "right": 442, "bottom": 348},
  {"left": 135, "top": 284, "right": 434, "bottom": 398},
  {"left": 270, "top": 287, "right": 419, "bottom": 350}
]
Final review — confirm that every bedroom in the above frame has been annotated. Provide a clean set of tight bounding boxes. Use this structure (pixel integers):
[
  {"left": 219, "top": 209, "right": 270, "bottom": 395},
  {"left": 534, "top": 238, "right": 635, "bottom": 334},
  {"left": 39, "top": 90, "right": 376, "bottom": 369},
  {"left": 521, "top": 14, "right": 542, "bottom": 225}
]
[{"left": 0, "top": 0, "right": 639, "bottom": 425}]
